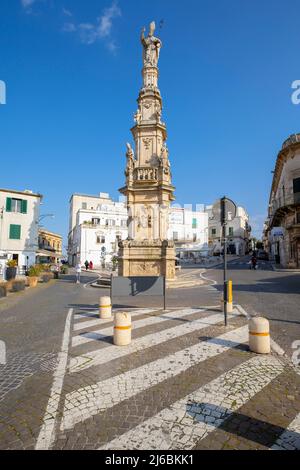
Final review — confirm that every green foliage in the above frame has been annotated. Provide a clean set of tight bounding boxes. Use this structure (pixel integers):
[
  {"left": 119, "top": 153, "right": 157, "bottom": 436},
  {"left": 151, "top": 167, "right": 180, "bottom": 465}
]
[
  {"left": 60, "top": 265, "right": 69, "bottom": 274},
  {"left": 28, "top": 265, "right": 41, "bottom": 277},
  {"left": 6, "top": 259, "right": 17, "bottom": 267},
  {"left": 38, "top": 263, "right": 51, "bottom": 272}
]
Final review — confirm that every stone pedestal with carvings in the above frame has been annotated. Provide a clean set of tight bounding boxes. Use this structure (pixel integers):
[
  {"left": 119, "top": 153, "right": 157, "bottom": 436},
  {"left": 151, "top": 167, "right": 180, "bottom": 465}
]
[{"left": 118, "top": 22, "right": 176, "bottom": 280}]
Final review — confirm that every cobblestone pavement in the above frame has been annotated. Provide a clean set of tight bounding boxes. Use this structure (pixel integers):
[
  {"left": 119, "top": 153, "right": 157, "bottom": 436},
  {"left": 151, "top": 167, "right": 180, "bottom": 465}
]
[
  {"left": 40, "top": 304, "right": 300, "bottom": 450},
  {"left": 1, "top": 271, "right": 300, "bottom": 450}
]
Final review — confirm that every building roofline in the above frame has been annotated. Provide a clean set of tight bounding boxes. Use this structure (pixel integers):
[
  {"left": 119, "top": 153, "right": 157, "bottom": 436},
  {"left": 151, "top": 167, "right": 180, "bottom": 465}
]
[
  {"left": 0, "top": 188, "right": 43, "bottom": 198},
  {"left": 69, "top": 193, "right": 112, "bottom": 203},
  {"left": 38, "top": 228, "right": 63, "bottom": 239}
]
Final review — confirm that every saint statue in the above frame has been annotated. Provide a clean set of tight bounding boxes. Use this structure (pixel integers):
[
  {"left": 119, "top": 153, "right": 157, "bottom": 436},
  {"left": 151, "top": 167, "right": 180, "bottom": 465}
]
[
  {"left": 159, "top": 142, "right": 170, "bottom": 167},
  {"left": 141, "top": 21, "right": 162, "bottom": 67},
  {"left": 134, "top": 107, "right": 142, "bottom": 124},
  {"left": 125, "top": 142, "right": 135, "bottom": 178}
]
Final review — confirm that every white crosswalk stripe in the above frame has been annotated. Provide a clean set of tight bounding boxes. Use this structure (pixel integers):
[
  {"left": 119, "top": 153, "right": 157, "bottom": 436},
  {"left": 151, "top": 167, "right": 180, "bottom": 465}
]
[
  {"left": 100, "top": 355, "right": 284, "bottom": 450},
  {"left": 72, "top": 308, "right": 204, "bottom": 347},
  {"left": 61, "top": 325, "right": 249, "bottom": 431},
  {"left": 68, "top": 312, "right": 226, "bottom": 373},
  {"left": 73, "top": 308, "right": 160, "bottom": 332},
  {"left": 51, "top": 305, "right": 299, "bottom": 450}
]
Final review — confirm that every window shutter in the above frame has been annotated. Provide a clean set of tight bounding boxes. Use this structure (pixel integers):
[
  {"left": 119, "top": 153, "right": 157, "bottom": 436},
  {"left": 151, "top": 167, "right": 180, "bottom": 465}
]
[
  {"left": 21, "top": 199, "right": 28, "bottom": 214},
  {"left": 6, "top": 197, "right": 12, "bottom": 212},
  {"left": 9, "top": 224, "right": 21, "bottom": 240}
]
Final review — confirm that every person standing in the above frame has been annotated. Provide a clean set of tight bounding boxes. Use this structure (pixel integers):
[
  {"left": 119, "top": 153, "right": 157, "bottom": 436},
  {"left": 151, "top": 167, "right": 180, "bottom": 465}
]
[
  {"left": 89, "top": 260, "right": 93, "bottom": 270},
  {"left": 76, "top": 263, "right": 82, "bottom": 283},
  {"left": 84, "top": 260, "right": 89, "bottom": 271}
]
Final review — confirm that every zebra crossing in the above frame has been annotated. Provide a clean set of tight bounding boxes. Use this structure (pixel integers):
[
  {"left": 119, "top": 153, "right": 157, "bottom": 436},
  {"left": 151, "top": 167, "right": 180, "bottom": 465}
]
[{"left": 47, "top": 305, "right": 300, "bottom": 450}]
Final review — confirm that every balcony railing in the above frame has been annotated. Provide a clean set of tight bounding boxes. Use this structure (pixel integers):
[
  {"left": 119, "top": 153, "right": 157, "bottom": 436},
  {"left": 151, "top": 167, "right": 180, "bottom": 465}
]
[
  {"left": 134, "top": 167, "right": 158, "bottom": 182},
  {"left": 269, "top": 190, "right": 300, "bottom": 217}
]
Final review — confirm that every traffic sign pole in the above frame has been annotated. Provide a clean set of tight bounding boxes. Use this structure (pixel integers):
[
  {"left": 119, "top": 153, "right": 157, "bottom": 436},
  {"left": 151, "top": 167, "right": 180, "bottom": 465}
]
[
  {"left": 221, "top": 196, "right": 228, "bottom": 326},
  {"left": 212, "top": 195, "right": 236, "bottom": 327}
]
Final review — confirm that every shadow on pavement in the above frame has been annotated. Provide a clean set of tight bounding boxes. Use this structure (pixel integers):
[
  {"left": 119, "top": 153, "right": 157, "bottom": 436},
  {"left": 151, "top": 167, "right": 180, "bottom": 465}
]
[
  {"left": 212, "top": 274, "right": 300, "bottom": 295},
  {"left": 186, "top": 402, "right": 300, "bottom": 449}
]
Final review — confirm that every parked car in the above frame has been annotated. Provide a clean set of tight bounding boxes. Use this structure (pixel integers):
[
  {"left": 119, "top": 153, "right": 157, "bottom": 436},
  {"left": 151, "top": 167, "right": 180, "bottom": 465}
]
[{"left": 257, "top": 250, "right": 269, "bottom": 260}]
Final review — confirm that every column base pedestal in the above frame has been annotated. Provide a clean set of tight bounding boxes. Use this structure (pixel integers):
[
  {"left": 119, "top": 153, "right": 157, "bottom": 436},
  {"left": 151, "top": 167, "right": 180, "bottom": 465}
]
[{"left": 118, "top": 239, "right": 176, "bottom": 280}]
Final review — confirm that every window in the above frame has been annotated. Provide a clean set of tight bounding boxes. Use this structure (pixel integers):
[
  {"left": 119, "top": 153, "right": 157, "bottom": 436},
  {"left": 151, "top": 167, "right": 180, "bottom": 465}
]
[
  {"left": 9, "top": 224, "right": 21, "bottom": 240},
  {"left": 192, "top": 218, "right": 197, "bottom": 229},
  {"left": 96, "top": 236, "right": 101, "bottom": 244},
  {"left": 193, "top": 233, "right": 197, "bottom": 242},
  {"left": 229, "top": 227, "right": 234, "bottom": 236},
  {"left": 82, "top": 202, "right": 87, "bottom": 209},
  {"left": 101, "top": 236, "right": 105, "bottom": 244},
  {"left": 92, "top": 218, "right": 100, "bottom": 225},
  {"left": 212, "top": 228, "right": 216, "bottom": 236},
  {"left": 293, "top": 178, "right": 300, "bottom": 203},
  {"left": 173, "top": 232, "right": 178, "bottom": 241},
  {"left": 293, "top": 177, "right": 300, "bottom": 193},
  {"left": 6, "top": 197, "right": 27, "bottom": 213}
]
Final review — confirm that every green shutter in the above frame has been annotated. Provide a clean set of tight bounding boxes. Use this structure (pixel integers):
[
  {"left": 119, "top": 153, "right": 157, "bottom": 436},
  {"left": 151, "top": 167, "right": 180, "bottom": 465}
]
[
  {"left": 21, "top": 199, "right": 27, "bottom": 214},
  {"left": 6, "top": 197, "right": 12, "bottom": 212},
  {"left": 9, "top": 224, "right": 21, "bottom": 240}
]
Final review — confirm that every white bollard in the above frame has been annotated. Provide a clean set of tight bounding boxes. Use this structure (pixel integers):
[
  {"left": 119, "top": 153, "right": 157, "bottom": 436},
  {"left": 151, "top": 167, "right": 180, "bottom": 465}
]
[
  {"left": 114, "top": 312, "right": 131, "bottom": 346},
  {"left": 249, "top": 317, "right": 270, "bottom": 354},
  {"left": 99, "top": 296, "right": 112, "bottom": 319}
]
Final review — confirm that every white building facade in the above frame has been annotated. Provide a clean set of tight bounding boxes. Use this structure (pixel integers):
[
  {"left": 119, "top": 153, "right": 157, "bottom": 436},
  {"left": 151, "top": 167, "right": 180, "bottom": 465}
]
[
  {"left": 68, "top": 193, "right": 128, "bottom": 267},
  {"left": 265, "top": 134, "right": 300, "bottom": 268},
  {"left": 68, "top": 194, "right": 210, "bottom": 266},
  {"left": 205, "top": 204, "right": 251, "bottom": 256},
  {"left": 168, "top": 206, "right": 209, "bottom": 258},
  {"left": 0, "top": 188, "right": 42, "bottom": 276}
]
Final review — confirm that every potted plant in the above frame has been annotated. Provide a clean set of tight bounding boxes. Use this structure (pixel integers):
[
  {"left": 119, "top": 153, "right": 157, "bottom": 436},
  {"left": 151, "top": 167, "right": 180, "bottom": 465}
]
[
  {"left": 28, "top": 265, "right": 41, "bottom": 288},
  {"left": 112, "top": 256, "right": 118, "bottom": 271},
  {"left": 6, "top": 259, "right": 17, "bottom": 281},
  {"left": 60, "top": 265, "right": 69, "bottom": 275}
]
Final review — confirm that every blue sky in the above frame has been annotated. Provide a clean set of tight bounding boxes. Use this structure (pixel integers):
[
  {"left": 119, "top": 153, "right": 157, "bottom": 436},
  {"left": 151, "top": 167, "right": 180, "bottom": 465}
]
[{"left": 1, "top": 0, "right": 300, "bottom": 247}]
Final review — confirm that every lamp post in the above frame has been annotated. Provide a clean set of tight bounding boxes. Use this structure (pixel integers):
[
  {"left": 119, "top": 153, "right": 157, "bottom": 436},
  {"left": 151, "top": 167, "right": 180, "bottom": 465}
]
[{"left": 38, "top": 214, "right": 54, "bottom": 227}]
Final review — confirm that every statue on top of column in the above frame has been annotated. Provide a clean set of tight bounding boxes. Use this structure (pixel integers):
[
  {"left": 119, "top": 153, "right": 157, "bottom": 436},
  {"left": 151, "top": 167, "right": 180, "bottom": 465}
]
[{"left": 141, "top": 21, "right": 162, "bottom": 67}]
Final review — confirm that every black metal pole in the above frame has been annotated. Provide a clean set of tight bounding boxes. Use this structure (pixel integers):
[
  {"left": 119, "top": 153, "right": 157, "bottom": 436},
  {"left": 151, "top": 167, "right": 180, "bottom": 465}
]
[
  {"left": 163, "top": 276, "right": 166, "bottom": 311},
  {"left": 221, "top": 197, "right": 228, "bottom": 326},
  {"left": 110, "top": 273, "right": 113, "bottom": 308}
]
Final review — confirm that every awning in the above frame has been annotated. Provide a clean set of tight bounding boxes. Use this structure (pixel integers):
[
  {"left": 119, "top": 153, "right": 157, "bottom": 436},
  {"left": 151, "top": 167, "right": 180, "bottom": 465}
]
[{"left": 36, "top": 250, "right": 60, "bottom": 257}]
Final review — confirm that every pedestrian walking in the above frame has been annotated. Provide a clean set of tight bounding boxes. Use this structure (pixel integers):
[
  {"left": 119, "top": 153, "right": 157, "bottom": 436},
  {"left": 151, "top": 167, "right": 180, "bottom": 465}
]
[
  {"left": 89, "top": 260, "right": 93, "bottom": 270},
  {"left": 76, "top": 263, "right": 82, "bottom": 283},
  {"left": 84, "top": 260, "right": 89, "bottom": 271}
]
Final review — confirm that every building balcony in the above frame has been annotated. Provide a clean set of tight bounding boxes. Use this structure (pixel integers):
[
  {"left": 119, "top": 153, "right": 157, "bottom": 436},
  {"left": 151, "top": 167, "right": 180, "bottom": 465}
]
[
  {"left": 269, "top": 191, "right": 300, "bottom": 227},
  {"left": 133, "top": 167, "right": 158, "bottom": 182},
  {"left": 172, "top": 238, "right": 200, "bottom": 245}
]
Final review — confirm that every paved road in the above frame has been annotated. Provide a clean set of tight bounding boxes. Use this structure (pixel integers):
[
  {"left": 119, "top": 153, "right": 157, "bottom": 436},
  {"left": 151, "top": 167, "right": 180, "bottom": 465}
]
[
  {"left": 203, "top": 256, "right": 300, "bottom": 359},
  {"left": 0, "top": 267, "right": 299, "bottom": 450}
]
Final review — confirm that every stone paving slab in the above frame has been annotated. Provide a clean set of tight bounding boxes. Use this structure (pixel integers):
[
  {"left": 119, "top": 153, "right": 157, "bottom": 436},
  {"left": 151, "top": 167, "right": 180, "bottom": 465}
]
[
  {"left": 1, "top": 297, "right": 300, "bottom": 450},
  {"left": 46, "top": 306, "right": 300, "bottom": 450}
]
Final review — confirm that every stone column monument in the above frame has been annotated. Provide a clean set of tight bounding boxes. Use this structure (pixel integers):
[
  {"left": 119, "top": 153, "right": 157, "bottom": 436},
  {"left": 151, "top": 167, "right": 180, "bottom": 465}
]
[{"left": 118, "top": 21, "right": 176, "bottom": 280}]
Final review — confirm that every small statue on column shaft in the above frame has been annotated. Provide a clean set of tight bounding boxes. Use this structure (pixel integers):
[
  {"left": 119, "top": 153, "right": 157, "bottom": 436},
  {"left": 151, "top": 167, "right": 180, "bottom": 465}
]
[{"left": 125, "top": 142, "right": 135, "bottom": 183}]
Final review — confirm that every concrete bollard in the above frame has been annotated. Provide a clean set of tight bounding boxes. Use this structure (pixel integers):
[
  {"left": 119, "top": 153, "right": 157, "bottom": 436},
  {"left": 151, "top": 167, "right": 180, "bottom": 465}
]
[
  {"left": 114, "top": 312, "right": 131, "bottom": 346},
  {"left": 99, "top": 296, "right": 112, "bottom": 319},
  {"left": 249, "top": 317, "right": 270, "bottom": 354}
]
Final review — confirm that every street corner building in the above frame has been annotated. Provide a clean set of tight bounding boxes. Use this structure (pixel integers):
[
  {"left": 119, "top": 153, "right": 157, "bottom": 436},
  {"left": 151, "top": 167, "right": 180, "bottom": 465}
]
[
  {"left": 265, "top": 134, "right": 300, "bottom": 268},
  {"left": 0, "top": 188, "right": 42, "bottom": 276},
  {"left": 118, "top": 21, "right": 176, "bottom": 280}
]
